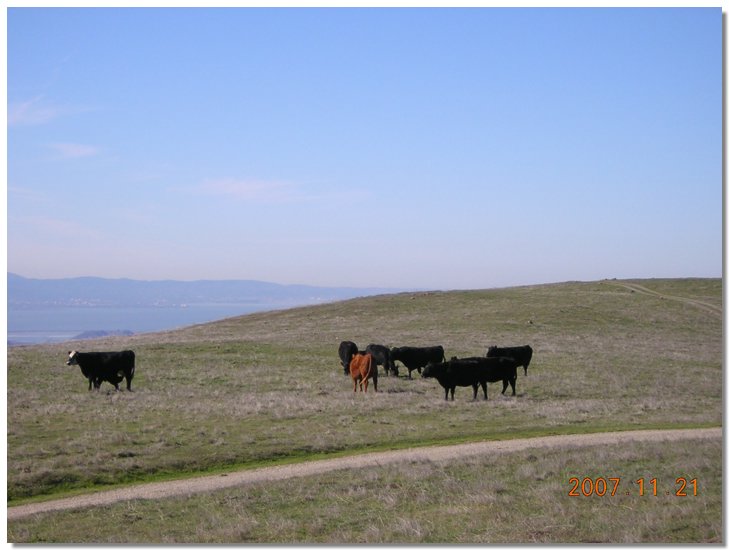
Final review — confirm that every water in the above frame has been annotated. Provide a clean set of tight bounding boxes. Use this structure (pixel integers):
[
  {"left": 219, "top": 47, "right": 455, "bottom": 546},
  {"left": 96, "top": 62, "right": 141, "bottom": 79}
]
[{"left": 7, "top": 303, "right": 299, "bottom": 345}]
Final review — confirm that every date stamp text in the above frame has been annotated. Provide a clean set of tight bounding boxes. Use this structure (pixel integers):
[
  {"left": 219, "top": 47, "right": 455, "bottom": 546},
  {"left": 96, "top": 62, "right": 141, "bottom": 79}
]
[{"left": 568, "top": 477, "right": 699, "bottom": 497}]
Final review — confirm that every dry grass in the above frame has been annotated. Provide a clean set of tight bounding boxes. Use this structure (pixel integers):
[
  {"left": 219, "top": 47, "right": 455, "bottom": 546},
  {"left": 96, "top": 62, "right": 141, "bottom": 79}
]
[
  {"left": 7, "top": 437, "right": 721, "bottom": 543},
  {"left": 7, "top": 279, "right": 722, "bottom": 504}
]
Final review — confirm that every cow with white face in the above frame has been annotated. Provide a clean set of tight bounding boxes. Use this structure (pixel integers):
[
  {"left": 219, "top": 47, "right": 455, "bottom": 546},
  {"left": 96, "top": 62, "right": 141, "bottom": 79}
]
[{"left": 67, "top": 350, "right": 136, "bottom": 391}]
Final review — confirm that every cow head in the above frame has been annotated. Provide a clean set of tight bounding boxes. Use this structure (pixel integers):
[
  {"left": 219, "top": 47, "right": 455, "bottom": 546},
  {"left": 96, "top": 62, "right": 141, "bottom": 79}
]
[
  {"left": 387, "top": 348, "right": 401, "bottom": 376},
  {"left": 67, "top": 350, "right": 79, "bottom": 366},
  {"left": 422, "top": 362, "right": 437, "bottom": 378}
]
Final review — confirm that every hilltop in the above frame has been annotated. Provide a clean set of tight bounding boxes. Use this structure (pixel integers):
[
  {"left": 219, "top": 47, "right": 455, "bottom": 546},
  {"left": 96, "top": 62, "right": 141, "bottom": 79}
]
[{"left": 7, "top": 272, "right": 406, "bottom": 308}]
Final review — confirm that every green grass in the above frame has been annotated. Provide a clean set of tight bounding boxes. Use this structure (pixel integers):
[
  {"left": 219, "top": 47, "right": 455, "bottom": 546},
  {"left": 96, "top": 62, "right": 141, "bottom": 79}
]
[
  {"left": 8, "top": 437, "right": 721, "bottom": 543},
  {"left": 7, "top": 278, "right": 722, "bottom": 508}
]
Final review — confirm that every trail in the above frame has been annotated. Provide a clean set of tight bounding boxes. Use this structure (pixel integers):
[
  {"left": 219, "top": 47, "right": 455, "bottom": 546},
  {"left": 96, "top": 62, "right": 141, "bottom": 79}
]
[
  {"left": 606, "top": 281, "right": 722, "bottom": 318},
  {"left": 7, "top": 427, "right": 721, "bottom": 521}
]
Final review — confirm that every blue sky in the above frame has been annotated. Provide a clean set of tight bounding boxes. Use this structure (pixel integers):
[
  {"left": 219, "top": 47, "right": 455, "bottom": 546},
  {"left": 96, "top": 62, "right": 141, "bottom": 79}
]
[{"left": 7, "top": 8, "right": 722, "bottom": 289}]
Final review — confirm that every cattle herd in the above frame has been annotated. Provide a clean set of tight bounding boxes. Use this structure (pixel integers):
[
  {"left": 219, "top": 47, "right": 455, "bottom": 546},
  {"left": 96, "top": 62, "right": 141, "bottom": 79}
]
[
  {"left": 339, "top": 341, "right": 533, "bottom": 401},
  {"left": 65, "top": 342, "right": 533, "bottom": 402}
]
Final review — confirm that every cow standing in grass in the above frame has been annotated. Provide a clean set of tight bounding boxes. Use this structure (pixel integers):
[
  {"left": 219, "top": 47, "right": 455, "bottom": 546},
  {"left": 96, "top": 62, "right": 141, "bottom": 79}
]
[
  {"left": 365, "top": 343, "right": 396, "bottom": 376},
  {"left": 390, "top": 345, "right": 445, "bottom": 378},
  {"left": 422, "top": 357, "right": 517, "bottom": 401},
  {"left": 349, "top": 353, "right": 377, "bottom": 393},
  {"left": 486, "top": 345, "right": 533, "bottom": 375},
  {"left": 67, "top": 350, "right": 136, "bottom": 391},
  {"left": 457, "top": 356, "right": 518, "bottom": 399},
  {"left": 338, "top": 341, "right": 358, "bottom": 375}
]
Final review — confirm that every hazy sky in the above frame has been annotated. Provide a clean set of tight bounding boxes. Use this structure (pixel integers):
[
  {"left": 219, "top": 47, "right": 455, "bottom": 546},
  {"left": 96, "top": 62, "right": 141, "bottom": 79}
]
[{"left": 7, "top": 7, "right": 722, "bottom": 289}]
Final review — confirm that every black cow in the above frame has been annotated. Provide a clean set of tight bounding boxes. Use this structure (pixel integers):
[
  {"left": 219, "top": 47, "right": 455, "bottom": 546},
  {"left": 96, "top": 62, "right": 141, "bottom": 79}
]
[
  {"left": 338, "top": 341, "right": 358, "bottom": 375},
  {"left": 422, "top": 357, "right": 517, "bottom": 400},
  {"left": 486, "top": 345, "right": 533, "bottom": 375},
  {"left": 390, "top": 345, "right": 445, "bottom": 379},
  {"left": 451, "top": 356, "right": 513, "bottom": 394},
  {"left": 456, "top": 357, "right": 518, "bottom": 399},
  {"left": 365, "top": 344, "right": 396, "bottom": 376},
  {"left": 67, "top": 350, "right": 136, "bottom": 391}
]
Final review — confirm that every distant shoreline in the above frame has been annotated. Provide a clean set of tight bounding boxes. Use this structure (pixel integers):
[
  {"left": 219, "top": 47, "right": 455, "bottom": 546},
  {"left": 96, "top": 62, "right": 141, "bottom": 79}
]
[
  {"left": 7, "top": 302, "right": 302, "bottom": 346},
  {"left": 7, "top": 273, "right": 411, "bottom": 346}
]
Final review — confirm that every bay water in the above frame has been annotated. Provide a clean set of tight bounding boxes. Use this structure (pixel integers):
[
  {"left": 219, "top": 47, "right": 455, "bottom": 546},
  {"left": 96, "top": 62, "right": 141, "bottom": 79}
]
[{"left": 7, "top": 302, "right": 300, "bottom": 346}]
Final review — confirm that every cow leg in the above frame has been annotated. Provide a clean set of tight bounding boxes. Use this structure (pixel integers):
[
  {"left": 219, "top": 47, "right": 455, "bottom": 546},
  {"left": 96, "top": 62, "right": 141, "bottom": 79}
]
[
  {"left": 87, "top": 378, "right": 93, "bottom": 391},
  {"left": 483, "top": 383, "right": 488, "bottom": 400},
  {"left": 471, "top": 384, "right": 478, "bottom": 400},
  {"left": 501, "top": 380, "right": 508, "bottom": 394},
  {"left": 511, "top": 377, "right": 516, "bottom": 396}
]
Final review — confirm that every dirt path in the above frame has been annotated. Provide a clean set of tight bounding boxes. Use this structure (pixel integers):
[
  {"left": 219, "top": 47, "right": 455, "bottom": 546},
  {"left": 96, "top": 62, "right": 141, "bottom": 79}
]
[
  {"left": 606, "top": 281, "right": 722, "bottom": 318},
  {"left": 7, "top": 427, "right": 721, "bottom": 521}
]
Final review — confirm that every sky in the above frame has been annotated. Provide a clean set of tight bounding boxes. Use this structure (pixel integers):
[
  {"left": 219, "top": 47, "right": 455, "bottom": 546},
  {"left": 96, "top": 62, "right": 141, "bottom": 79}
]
[{"left": 6, "top": 7, "right": 723, "bottom": 290}]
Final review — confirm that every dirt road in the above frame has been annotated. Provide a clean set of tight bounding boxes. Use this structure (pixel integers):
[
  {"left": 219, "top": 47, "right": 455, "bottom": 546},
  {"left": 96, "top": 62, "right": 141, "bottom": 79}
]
[
  {"left": 606, "top": 281, "right": 722, "bottom": 318},
  {"left": 7, "top": 427, "right": 721, "bottom": 521}
]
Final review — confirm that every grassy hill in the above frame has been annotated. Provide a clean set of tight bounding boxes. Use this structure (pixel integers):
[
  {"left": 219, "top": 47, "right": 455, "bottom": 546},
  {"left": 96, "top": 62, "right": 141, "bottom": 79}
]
[{"left": 7, "top": 278, "right": 722, "bottom": 505}]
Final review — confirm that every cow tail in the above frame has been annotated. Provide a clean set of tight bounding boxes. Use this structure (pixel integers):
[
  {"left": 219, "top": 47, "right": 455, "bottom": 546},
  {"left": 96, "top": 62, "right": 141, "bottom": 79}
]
[
  {"left": 364, "top": 355, "right": 373, "bottom": 382},
  {"left": 364, "top": 355, "right": 375, "bottom": 392}
]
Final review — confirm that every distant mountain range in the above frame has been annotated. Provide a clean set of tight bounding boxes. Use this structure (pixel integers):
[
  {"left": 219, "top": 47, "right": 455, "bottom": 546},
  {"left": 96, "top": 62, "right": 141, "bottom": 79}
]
[{"left": 7, "top": 273, "right": 406, "bottom": 309}]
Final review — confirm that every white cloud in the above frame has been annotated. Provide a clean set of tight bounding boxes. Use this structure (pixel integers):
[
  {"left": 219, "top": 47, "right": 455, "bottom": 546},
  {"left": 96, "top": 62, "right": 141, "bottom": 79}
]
[
  {"left": 8, "top": 96, "right": 64, "bottom": 126},
  {"left": 188, "top": 178, "right": 372, "bottom": 205},
  {"left": 195, "top": 178, "right": 303, "bottom": 202},
  {"left": 8, "top": 96, "right": 98, "bottom": 127},
  {"left": 49, "top": 142, "right": 100, "bottom": 159}
]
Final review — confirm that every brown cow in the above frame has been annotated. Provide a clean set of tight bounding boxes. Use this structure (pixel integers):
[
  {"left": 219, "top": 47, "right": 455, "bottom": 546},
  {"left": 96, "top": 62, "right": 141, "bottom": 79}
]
[{"left": 349, "top": 353, "right": 377, "bottom": 393}]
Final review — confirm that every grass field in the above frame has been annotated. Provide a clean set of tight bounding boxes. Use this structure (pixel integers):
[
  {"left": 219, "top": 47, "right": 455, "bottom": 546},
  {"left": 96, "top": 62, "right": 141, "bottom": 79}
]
[
  {"left": 8, "top": 437, "right": 721, "bottom": 543},
  {"left": 6, "top": 278, "right": 723, "bottom": 542}
]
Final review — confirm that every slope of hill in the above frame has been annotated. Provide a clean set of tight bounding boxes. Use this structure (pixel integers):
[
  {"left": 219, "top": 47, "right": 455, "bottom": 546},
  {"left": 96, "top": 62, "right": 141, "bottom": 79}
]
[{"left": 7, "top": 278, "right": 722, "bottom": 510}]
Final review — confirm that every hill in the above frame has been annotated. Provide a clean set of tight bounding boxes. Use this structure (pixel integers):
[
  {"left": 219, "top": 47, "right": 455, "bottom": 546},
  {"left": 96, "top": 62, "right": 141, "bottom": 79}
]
[
  {"left": 7, "top": 272, "right": 405, "bottom": 308},
  {"left": 6, "top": 278, "right": 722, "bottom": 541}
]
